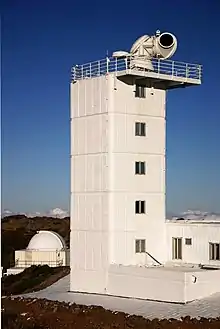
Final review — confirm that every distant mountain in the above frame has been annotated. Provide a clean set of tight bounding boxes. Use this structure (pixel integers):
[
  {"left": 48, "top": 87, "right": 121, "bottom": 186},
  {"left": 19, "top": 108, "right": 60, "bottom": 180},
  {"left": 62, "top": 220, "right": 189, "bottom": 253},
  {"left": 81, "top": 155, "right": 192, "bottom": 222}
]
[
  {"left": 1, "top": 208, "right": 69, "bottom": 219},
  {"left": 2, "top": 208, "right": 220, "bottom": 222},
  {"left": 170, "top": 210, "right": 220, "bottom": 222}
]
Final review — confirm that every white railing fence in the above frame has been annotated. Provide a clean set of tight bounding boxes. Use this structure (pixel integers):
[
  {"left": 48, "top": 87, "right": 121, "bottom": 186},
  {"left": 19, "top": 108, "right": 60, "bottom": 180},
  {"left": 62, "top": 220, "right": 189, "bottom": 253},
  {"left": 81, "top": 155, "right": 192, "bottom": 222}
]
[
  {"left": 15, "top": 260, "right": 63, "bottom": 268},
  {"left": 71, "top": 57, "right": 202, "bottom": 82}
]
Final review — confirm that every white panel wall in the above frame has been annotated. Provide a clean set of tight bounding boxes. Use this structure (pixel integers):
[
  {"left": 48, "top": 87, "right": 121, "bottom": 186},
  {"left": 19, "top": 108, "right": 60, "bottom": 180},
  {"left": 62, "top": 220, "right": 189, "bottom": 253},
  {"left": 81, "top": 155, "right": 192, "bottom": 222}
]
[
  {"left": 112, "top": 114, "right": 165, "bottom": 155},
  {"left": 166, "top": 222, "right": 220, "bottom": 266},
  {"left": 112, "top": 154, "right": 165, "bottom": 192},
  {"left": 70, "top": 76, "right": 110, "bottom": 293},
  {"left": 108, "top": 264, "right": 185, "bottom": 303},
  {"left": 109, "top": 76, "right": 167, "bottom": 265},
  {"left": 71, "top": 114, "right": 108, "bottom": 156},
  {"left": 110, "top": 193, "right": 165, "bottom": 265},
  {"left": 70, "top": 73, "right": 167, "bottom": 293},
  {"left": 185, "top": 269, "right": 220, "bottom": 301},
  {"left": 114, "top": 78, "right": 165, "bottom": 117}
]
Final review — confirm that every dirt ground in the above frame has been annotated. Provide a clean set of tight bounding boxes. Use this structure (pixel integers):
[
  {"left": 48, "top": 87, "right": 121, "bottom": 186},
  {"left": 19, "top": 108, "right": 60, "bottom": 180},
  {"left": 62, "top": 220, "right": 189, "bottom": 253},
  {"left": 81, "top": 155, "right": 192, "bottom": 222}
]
[{"left": 2, "top": 297, "right": 220, "bottom": 329}]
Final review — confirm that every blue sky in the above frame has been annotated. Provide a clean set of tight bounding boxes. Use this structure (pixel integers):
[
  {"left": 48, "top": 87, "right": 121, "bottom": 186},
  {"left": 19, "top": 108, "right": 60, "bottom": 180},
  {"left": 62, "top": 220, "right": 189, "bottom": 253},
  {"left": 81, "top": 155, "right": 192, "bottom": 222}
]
[{"left": 2, "top": 0, "right": 220, "bottom": 215}]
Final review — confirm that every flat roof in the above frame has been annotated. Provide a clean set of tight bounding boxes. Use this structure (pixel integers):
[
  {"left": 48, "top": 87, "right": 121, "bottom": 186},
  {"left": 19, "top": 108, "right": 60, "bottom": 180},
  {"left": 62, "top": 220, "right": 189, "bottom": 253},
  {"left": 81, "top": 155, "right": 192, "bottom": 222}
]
[{"left": 166, "top": 219, "right": 220, "bottom": 224}]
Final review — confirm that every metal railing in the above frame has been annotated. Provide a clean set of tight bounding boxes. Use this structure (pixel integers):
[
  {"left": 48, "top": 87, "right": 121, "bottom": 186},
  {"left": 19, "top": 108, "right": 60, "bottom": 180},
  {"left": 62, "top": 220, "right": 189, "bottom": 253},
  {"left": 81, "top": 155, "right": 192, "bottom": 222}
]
[
  {"left": 71, "top": 56, "right": 202, "bottom": 82},
  {"left": 14, "top": 260, "right": 63, "bottom": 268}
]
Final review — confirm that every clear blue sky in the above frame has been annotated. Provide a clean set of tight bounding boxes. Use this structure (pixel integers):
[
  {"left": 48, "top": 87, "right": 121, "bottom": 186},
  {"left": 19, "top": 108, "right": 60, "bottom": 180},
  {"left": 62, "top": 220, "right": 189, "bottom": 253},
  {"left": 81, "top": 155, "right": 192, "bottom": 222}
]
[{"left": 2, "top": 0, "right": 220, "bottom": 215}]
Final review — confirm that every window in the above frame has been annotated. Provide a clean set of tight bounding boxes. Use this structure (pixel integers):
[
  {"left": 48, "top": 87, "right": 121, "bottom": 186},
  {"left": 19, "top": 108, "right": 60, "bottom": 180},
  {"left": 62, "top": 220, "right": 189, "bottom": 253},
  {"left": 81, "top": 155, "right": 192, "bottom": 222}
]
[
  {"left": 185, "top": 238, "right": 192, "bottom": 245},
  {"left": 209, "top": 243, "right": 220, "bottom": 260},
  {"left": 135, "top": 122, "right": 146, "bottom": 136},
  {"left": 135, "top": 84, "right": 146, "bottom": 98},
  {"left": 172, "top": 237, "right": 182, "bottom": 260},
  {"left": 135, "top": 239, "right": 146, "bottom": 253},
  {"left": 135, "top": 161, "right": 145, "bottom": 175},
  {"left": 135, "top": 200, "right": 145, "bottom": 214}
]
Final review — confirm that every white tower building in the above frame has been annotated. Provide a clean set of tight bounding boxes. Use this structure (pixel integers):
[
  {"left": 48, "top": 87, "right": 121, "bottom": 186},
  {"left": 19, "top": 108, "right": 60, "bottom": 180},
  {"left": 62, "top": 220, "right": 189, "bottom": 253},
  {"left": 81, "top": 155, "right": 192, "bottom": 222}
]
[{"left": 70, "top": 31, "right": 202, "bottom": 299}]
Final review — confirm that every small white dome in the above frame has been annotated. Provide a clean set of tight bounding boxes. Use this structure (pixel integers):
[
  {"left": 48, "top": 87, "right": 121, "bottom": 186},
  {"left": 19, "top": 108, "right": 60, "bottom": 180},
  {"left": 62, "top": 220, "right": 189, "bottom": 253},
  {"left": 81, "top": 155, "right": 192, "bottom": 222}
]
[{"left": 27, "top": 231, "right": 66, "bottom": 251}]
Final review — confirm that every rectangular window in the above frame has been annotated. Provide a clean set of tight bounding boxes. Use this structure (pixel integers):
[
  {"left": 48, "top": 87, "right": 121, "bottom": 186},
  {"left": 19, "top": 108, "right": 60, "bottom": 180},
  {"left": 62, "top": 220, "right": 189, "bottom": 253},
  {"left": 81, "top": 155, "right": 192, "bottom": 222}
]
[
  {"left": 172, "top": 237, "right": 182, "bottom": 260},
  {"left": 135, "top": 239, "right": 146, "bottom": 253},
  {"left": 135, "top": 161, "right": 146, "bottom": 175},
  {"left": 135, "top": 122, "right": 146, "bottom": 136},
  {"left": 135, "top": 85, "right": 146, "bottom": 98},
  {"left": 135, "top": 200, "right": 145, "bottom": 214},
  {"left": 209, "top": 243, "right": 220, "bottom": 260},
  {"left": 185, "top": 238, "right": 192, "bottom": 245}
]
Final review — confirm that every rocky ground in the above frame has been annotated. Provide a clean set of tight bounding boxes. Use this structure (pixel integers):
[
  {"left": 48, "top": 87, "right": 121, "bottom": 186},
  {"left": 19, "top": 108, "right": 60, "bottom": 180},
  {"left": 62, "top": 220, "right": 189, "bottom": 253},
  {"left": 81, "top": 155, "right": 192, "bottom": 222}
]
[{"left": 2, "top": 297, "right": 220, "bottom": 329}]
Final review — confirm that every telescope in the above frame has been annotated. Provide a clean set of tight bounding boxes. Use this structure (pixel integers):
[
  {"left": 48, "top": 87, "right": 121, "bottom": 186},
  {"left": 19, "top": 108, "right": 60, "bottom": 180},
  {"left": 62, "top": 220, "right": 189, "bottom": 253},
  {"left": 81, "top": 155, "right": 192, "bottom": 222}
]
[{"left": 112, "top": 30, "right": 177, "bottom": 71}]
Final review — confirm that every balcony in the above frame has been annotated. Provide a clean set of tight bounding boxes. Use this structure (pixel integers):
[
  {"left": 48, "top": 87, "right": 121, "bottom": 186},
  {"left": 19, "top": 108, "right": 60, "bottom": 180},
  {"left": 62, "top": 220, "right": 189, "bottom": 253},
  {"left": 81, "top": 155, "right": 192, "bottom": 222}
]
[{"left": 71, "top": 56, "right": 202, "bottom": 89}]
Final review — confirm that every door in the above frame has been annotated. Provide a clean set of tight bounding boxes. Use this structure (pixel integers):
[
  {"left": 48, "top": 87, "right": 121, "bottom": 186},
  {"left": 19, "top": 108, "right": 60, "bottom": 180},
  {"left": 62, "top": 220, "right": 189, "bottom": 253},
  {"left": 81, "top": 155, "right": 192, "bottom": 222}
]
[{"left": 172, "top": 237, "right": 182, "bottom": 260}]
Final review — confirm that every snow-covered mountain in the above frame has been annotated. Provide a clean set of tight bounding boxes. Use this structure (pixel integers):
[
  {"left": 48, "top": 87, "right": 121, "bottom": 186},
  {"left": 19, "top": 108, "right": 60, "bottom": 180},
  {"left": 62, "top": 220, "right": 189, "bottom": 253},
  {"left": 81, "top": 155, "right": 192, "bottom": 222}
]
[
  {"left": 2, "top": 208, "right": 220, "bottom": 221},
  {"left": 1, "top": 208, "right": 69, "bottom": 219},
  {"left": 47, "top": 208, "right": 69, "bottom": 218},
  {"left": 170, "top": 210, "right": 220, "bottom": 222}
]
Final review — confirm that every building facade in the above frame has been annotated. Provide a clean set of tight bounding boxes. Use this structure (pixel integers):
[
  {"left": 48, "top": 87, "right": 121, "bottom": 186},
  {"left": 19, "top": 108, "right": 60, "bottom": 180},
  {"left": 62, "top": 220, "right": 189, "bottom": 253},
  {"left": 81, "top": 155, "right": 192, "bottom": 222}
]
[
  {"left": 166, "top": 220, "right": 220, "bottom": 267},
  {"left": 70, "top": 53, "right": 202, "bottom": 295}
]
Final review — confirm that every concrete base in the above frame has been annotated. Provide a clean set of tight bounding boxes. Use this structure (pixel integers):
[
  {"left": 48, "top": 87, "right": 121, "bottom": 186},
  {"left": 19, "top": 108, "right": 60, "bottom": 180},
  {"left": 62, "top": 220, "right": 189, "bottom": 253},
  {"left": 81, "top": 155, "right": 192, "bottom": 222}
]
[
  {"left": 70, "top": 264, "right": 220, "bottom": 303},
  {"left": 107, "top": 264, "right": 220, "bottom": 303}
]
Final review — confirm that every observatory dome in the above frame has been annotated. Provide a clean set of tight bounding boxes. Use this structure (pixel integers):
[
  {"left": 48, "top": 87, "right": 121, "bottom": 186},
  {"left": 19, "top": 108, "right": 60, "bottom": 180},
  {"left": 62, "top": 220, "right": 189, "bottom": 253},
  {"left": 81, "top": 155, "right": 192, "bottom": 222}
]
[{"left": 26, "top": 230, "right": 66, "bottom": 251}]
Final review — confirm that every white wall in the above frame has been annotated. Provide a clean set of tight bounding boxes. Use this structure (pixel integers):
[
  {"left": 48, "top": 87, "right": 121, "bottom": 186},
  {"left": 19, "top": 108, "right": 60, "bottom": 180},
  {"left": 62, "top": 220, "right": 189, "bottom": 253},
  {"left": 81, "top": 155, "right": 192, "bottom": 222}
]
[
  {"left": 166, "top": 221, "right": 220, "bottom": 266},
  {"left": 109, "top": 77, "right": 167, "bottom": 266},
  {"left": 107, "top": 264, "right": 185, "bottom": 303},
  {"left": 70, "top": 73, "right": 167, "bottom": 293},
  {"left": 70, "top": 76, "right": 110, "bottom": 293},
  {"left": 185, "top": 269, "right": 220, "bottom": 301},
  {"left": 107, "top": 264, "right": 220, "bottom": 303}
]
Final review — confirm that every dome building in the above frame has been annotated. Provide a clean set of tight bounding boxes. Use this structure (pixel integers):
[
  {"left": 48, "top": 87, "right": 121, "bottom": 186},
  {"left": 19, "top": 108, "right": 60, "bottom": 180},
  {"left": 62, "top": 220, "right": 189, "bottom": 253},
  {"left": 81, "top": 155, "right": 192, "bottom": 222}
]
[
  {"left": 26, "top": 230, "right": 66, "bottom": 251},
  {"left": 6, "top": 231, "right": 70, "bottom": 276}
]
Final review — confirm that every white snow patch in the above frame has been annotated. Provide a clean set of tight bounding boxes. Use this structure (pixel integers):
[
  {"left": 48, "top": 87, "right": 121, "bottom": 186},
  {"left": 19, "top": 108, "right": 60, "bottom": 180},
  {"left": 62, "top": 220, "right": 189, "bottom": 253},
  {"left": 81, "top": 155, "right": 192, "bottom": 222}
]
[
  {"left": 171, "top": 210, "right": 220, "bottom": 222},
  {"left": 47, "top": 208, "right": 69, "bottom": 218}
]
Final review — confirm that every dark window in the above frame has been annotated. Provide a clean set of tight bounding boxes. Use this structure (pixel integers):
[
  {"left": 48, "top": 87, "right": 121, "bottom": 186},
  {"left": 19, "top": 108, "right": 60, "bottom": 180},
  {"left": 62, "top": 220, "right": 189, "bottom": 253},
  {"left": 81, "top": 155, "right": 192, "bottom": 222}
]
[
  {"left": 135, "top": 85, "right": 146, "bottom": 98},
  {"left": 135, "top": 239, "right": 146, "bottom": 253},
  {"left": 135, "top": 161, "right": 146, "bottom": 175},
  {"left": 209, "top": 243, "right": 220, "bottom": 260},
  {"left": 185, "top": 238, "right": 192, "bottom": 246},
  {"left": 135, "top": 200, "right": 145, "bottom": 214},
  {"left": 135, "top": 122, "right": 146, "bottom": 136}
]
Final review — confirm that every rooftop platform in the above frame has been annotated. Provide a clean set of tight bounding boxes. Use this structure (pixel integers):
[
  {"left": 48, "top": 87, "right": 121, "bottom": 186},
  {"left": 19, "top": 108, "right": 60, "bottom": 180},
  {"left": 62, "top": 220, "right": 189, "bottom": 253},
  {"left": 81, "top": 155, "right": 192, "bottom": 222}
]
[{"left": 71, "top": 56, "right": 202, "bottom": 89}]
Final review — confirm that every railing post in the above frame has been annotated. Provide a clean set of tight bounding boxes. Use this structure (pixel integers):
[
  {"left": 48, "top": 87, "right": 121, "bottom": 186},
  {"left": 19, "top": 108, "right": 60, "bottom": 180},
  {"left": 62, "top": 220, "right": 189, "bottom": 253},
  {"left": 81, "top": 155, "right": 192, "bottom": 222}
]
[
  {"left": 125, "top": 57, "right": 127, "bottom": 70},
  {"left": 198, "top": 65, "right": 202, "bottom": 80},
  {"left": 72, "top": 66, "right": 77, "bottom": 81},
  {"left": 157, "top": 59, "right": 160, "bottom": 74},
  {"left": 98, "top": 61, "right": 101, "bottom": 76},
  {"left": 90, "top": 63, "right": 92, "bottom": 78},
  {"left": 106, "top": 57, "right": 109, "bottom": 74},
  {"left": 172, "top": 61, "right": 174, "bottom": 77},
  {"left": 115, "top": 56, "right": 117, "bottom": 72},
  {"left": 186, "top": 63, "right": 189, "bottom": 78}
]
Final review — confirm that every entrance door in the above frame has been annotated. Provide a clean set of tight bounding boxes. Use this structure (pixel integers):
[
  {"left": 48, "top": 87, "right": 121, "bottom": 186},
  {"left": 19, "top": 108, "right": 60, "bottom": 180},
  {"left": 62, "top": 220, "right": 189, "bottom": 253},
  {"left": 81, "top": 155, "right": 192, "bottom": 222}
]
[{"left": 172, "top": 237, "right": 182, "bottom": 260}]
